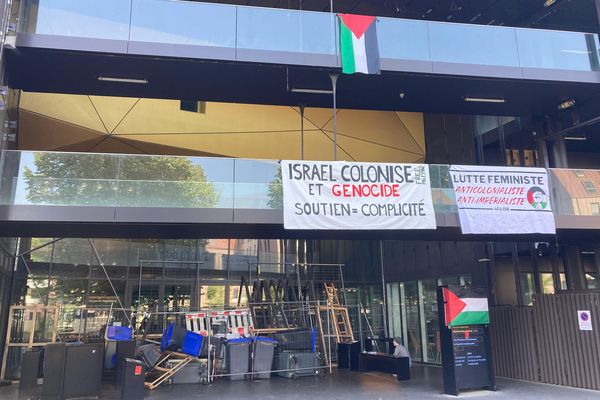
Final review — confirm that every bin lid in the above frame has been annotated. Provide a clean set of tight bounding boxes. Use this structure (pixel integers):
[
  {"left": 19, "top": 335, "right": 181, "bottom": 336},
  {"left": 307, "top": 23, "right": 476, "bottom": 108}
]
[
  {"left": 227, "top": 338, "right": 252, "bottom": 344},
  {"left": 253, "top": 337, "right": 278, "bottom": 343}
]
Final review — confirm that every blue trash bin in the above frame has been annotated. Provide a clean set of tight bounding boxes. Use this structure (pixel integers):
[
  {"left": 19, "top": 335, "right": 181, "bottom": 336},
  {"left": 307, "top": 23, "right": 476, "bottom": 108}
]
[
  {"left": 161, "top": 323, "right": 187, "bottom": 352},
  {"left": 181, "top": 331, "right": 204, "bottom": 357},
  {"left": 107, "top": 326, "right": 132, "bottom": 341}
]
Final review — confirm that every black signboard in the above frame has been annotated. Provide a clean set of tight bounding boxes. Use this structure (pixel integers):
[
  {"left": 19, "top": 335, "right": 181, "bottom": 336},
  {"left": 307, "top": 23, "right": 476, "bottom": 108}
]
[
  {"left": 437, "top": 286, "right": 496, "bottom": 396},
  {"left": 452, "top": 326, "right": 490, "bottom": 389}
]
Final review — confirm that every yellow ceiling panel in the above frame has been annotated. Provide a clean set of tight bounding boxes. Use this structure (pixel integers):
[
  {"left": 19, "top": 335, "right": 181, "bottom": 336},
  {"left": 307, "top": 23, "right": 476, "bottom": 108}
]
[
  {"left": 113, "top": 137, "right": 223, "bottom": 157},
  {"left": 322, "top": 109, "right": 424, "bottom": 155},
  {"left": 302, "top": 107, "right": 338, "bottom": 129},
  {"left": 53, "top": 137, "right": 111, "bottom": 152},
  {"left": 18, "top": 110, "right": 104, "bottom": 151},
  {"left": 123, "top": 131, "right": 305, "bottom": 160},
  {"left": 329, "top": 133, "right": 423, "bottom": 163},
  {"left": 395, "top": 111, "right": 426, "bottom": 153},
  {"left": 111, "top": 99, "right": 319, "bottom": 135},
  {"left": 18, "top": 92, "right": 426, "bottom": 162},
  {"left": 89, "top": 96, "right": 141, "bottom": 133},
  {"left": 20, "top": 92, "right": 109, "bottom": 133},
  {"left": 302, "top": 131, "right": 353, "bottom": 161}
]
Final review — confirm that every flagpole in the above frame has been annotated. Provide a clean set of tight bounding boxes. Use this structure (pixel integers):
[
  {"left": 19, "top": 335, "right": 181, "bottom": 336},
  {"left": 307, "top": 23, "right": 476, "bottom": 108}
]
[
  {"left": 329, "top": 74, "right": 338, "bottom": 161},
  {"left": 299, "top": 104, "right": 305, "bottom": 160}
]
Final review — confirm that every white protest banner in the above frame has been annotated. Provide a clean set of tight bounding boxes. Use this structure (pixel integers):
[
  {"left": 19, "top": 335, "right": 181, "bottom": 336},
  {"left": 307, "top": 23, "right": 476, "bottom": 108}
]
[
  {"left": 281, "top": 160, "right": 436, "bottom": 230},
  {"left": 449, "top": 165, "right": 556, "bottom": 234}
]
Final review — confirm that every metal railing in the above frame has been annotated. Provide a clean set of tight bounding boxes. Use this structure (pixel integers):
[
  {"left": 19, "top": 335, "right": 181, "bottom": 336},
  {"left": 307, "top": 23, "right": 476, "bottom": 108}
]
[
  {"left": 16, "top": 0, "right": 600, "bottom": 73},
  {"left": 1, "top": 150, "right": 600, "bottom": 218}
]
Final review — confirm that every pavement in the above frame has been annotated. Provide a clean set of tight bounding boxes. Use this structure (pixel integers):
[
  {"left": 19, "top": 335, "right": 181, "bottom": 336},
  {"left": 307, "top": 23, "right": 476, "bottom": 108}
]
[{"left": 1, "top": 364, "right": 599, "bottom": 399}]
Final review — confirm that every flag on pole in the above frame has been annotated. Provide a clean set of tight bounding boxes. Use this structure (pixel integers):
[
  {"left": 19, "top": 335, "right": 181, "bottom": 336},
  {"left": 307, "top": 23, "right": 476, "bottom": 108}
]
[
  {"left": 338, "top": 14, "right": 380, "bottom": 74},
  {"left": 443, "top": 286, "right": 490, "bottom": 327}
]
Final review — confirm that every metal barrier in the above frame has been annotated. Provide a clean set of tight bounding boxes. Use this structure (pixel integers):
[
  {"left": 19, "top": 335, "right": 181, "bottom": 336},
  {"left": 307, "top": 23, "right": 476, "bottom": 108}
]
[
  {"left": 489, "top": 306, "right": 538, "bottom": 382},
  {"left": 490, "top": 292, "right": 600, "bottom": 390}
]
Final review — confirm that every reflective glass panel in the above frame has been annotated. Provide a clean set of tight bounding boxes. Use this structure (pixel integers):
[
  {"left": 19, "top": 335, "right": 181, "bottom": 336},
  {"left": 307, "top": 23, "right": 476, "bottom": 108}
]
[
  {"left": 404, "top": 281, "right": 422, "bottom": 362},
  {"left": 377, "top": 18, "right": 429, "bottom": 61},
  {"left": 517, "top": 29, "right": 600, "bottom": 71},
  {"left": 130, "top": 0, "right": 236, "bottom": 47},
  {"left": 429, "top": 22, "right": 519, "bottom": 67},
  {"left": 237, "top": 7, "right": 336, "bottom": 54},
  {"left": 24, "top": 0, "right": 131, "bottom": 40},
  {"left": 234, "top": 159, "right": 281, "bottom": 209}
]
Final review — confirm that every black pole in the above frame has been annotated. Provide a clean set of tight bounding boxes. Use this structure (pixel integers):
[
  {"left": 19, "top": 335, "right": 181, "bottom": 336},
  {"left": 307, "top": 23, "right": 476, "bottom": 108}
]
[
  {"left": 299, "top": 104, "right": 305, "bottom": 160},
  {"left": 329, "top": 74, "right": 338, "bottom": 160}
]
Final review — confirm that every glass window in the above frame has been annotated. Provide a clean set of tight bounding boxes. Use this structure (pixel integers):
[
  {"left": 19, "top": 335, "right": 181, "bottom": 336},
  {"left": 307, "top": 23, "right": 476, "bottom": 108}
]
[
  {"left": 52, "top": 239, "right": 91, "bottom": 270},
  {"left": 439, "top": 276, "right": 460, "bottom": 286},
  {"left": 131, "top": 284, "right": 161, "bottom": 309},
  {"left": 230, "top": 285, "right": 247, "bottom": 307},
  {"left": 403, "top": 281, "right": 422, "bottom": 362},
  {"left": 535, "top": 242, "right": 556, "bottom": 294},
  {"left": 164, "top": 285, "right": 192, "bottom": 312},
  {"left": 421, "top": 280, "right": 440, "bottom": 364},
  {"left": 460, "top": 275, "right": 472, "bottom": 286},
  {"left": 201, "top": 285, "right": 225, "bottom": 308},
  {"left": 87, "top": 280, "right": 125, "bottom": 309},
  {"left": 91, "top": 239, "right": 129, "bottom": 267},
  {"left": 591, "top": 203, "right": 600, "bottom": 216},
  {"left": 556, "top": 244, "right": 568, "bottom": 290},
  {"left": 540, "top": 273, "right": 555, "bottom": 294},
  {"left": 583, "top": 181, "right": 597, "bottom": 194},
  {"left": 386, "top": 283, "right": 402, "bottom": 339},
  {"left": 494, "top": 246, "right": 518, "bottom": 305},
  {"left": 359, "top": 286, "right": 385, "bottom": 338},
  {"left": 228, "top": 239, "right": 259, "bottom": 273},
  {"left": 27, "top": 238, "right": 54, "bottom": 263},
  {"left": 583, "top": 249, "right": 599, "bottom": 289},
  {"left": 519, "top": 273, "right": 535, "bottom": 306}
]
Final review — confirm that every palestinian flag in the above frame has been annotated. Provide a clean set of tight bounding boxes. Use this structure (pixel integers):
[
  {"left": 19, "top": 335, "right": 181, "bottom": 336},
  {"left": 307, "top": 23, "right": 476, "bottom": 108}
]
[
  {"left": 443, "top": 286, "right": 490, "bottom": 327},
  {"left": 339, "top": 14, "right": 380, "bottom": 74}
]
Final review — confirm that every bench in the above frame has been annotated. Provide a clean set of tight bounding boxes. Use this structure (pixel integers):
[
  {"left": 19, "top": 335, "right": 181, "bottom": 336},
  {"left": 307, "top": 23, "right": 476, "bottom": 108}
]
[{"left": 358, "top": 352, "right": 410, "bottom": 381}]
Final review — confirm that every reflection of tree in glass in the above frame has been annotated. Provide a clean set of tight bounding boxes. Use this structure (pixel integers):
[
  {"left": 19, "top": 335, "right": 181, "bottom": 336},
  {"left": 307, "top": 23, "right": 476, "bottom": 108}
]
[
  {"left": 267, "top": 164, "right": 283, "bottom": 209},
  {"left": 205, "top": 286, "right": 225, "bottom": 306},
  {"left": 24, "top": 153, "right": 218, "bottom": 208}
]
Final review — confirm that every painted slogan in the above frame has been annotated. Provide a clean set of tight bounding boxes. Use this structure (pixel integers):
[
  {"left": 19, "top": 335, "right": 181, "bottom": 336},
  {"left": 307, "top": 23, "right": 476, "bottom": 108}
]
[
  {"left": 281, "top": 160, "right": 436, "bottom": 230},
  {"left": 449, "top": 165, "right": 556, "bottom": 234}
]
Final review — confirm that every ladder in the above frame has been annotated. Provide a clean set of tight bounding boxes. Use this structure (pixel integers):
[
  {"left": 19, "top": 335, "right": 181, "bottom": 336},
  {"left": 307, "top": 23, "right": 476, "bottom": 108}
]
[
  {"left": 313, "top": 283, "right": 355, "bottom": 366},
  {"left": 327, "top": 306, "right": 354, "bottom": 343},
  {"left": 324, "top": 283, "right": 340, "bottom": 306}
]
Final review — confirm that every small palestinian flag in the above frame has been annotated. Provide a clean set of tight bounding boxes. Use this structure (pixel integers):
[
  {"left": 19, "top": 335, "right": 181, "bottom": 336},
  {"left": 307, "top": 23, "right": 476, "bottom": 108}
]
[
  {"left": 339, "top": 14, "right": 380, "bottom": 74},
  {"left": 443, "top": 286, "right": 490, "bottom": 327}
]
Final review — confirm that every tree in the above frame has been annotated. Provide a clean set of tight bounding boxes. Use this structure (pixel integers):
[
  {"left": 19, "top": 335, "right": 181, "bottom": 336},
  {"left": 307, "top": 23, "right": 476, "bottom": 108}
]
[
  {"left": 24, "top": 153, "right": 218, "bottom": 208},
  {"left": 267, "top": 165, "right": 283, "bottom": 209}
]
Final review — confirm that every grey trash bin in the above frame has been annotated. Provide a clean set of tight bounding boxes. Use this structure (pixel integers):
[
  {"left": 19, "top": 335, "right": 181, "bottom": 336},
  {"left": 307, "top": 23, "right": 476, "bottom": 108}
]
[
  {"left": 252, "top": 337, "right": 277, "bottom": 379},
  {"left": 226, "top": 338, "right": 251, "bottom": 380}
]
